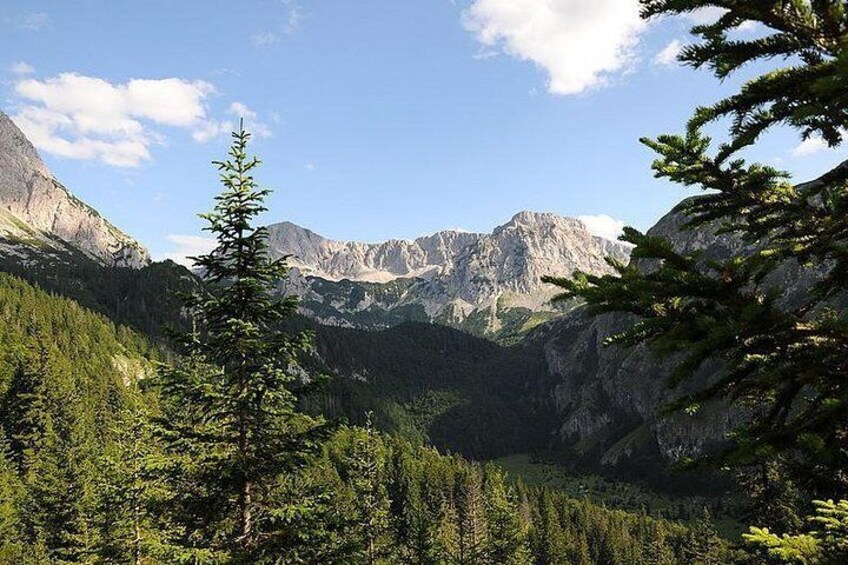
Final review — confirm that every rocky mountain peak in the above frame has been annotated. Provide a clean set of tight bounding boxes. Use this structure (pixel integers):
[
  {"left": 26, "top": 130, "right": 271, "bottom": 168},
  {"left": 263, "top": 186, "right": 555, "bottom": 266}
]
[
  {"left": 0, "top": 112, "right": 52, "bottom": 180},
  {"left": 270, "top": 212, "right": 632, "bottom": 336},
  {"left": 0, "top": 110, "right": 150, "bottom": 268},
  {"left": 500, "top": 210, "right": 584, "bottom": 232}
]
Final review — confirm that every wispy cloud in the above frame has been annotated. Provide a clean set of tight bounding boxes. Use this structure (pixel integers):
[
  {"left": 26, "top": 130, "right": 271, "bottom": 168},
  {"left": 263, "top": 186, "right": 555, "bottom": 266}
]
[
  {"left": 160, "top": 234, "right": 217, "bottom": 267},
  {"left": 9, "top": 61, "right": 35, "bottom": 75},
  {"left": 462, "top": 0, "right": 646, "bottom": 95},
  {"left": 685, "top": 7, "right": 758, "bottom": 31},
  {"left": 791, "top": 136, "right": 828, "bottom": 157},
  {"left": 252, "top": 0, "right": 304, "bottom": 48},
  {"left": 4, "top": 12, "right": 51, "bottom": 31},
  {"left": 251, "top": 31, "right": 280, "bottom": 48},
  {"left": 654, "top": 40, "right": 683, "bottom": 66},
  {"left": 283, "top": 0, "right": 303, "bottom": 33},
  {"left": 228, "top": 102, "right": 273, "bottom": 139}
]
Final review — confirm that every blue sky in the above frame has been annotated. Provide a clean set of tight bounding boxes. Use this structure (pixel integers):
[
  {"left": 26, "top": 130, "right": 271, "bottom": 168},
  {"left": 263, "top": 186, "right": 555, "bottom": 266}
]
[{"left": 1, "top": 1, "right": 845, "bottom": 263}]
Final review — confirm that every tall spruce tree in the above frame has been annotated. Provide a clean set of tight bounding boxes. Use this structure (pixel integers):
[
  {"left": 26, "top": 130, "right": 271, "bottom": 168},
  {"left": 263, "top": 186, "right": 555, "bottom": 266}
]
[
  {"left": 481, "top": 464, "right": 531, "bottom": 565},
  {"left": 683, "top": 507, "right": 728, "bottom": 565},
  {"left": 341, "top": 415, "right": 393, "bottom": 564},
  {"left": 151, "top": 123, "right": 326, "bottom": 561},
  {"left": 545, "top": 0, "right": 848, "bottom": 492},
  {"left": 0, "top": 436, "right": 27, "bottom": 562},
  {"left": 93, "top": 385, "right": 173, "bottom": 564}
]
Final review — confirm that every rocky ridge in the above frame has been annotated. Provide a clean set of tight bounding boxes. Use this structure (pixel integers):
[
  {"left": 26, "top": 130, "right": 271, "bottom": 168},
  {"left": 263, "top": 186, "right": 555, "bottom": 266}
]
[
  {"left": 0, "top": 110, "right": 150, "bottom": 268},
  {"left": 268, "top": 212, "right": 632, "bottom": 338},
  {"left": 530, "top": 193, "right": 831, "bottom": 473}
]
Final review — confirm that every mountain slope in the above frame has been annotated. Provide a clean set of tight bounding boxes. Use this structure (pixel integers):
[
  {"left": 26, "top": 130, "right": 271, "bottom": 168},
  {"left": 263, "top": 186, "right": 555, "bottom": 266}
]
[
  {"left": 0, "top": 111, "right": 149, "bottom": 268},
  {"left": 529, "top": 196, "right": 827, "bottom": 480},
  {"left": 302, "top": 320, "right": 554, "bottom": 459},
  {"left": 271, "top": 212, "right": 631, "bottom": 340}
]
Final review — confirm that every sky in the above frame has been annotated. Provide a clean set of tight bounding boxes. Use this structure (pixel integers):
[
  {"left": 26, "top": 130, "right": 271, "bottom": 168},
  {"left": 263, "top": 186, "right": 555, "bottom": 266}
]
[{"left": 1, "top": 0, "right": 845, "bottom": 264}]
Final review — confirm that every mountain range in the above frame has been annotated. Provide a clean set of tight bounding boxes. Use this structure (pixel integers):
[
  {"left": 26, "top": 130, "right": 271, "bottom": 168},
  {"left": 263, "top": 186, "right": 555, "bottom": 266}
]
[
  {"left": 0, "top": 108, "right": 740, "bottom": 485},
  {"left": 269, "top": 212, "right": 631, "bottom": 340},
  {"left": 0, "top": 108, "right": 631, "bottom": 342}
]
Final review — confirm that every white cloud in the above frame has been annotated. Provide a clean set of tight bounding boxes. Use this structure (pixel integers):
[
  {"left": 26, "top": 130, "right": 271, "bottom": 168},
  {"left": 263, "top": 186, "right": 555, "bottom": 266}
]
[
  {"left": 577, "top": 214, "right": 627, "bottom": 241},
  {"left": 252, "top": 0, "right": 304, "bottom": 48},
  {"left": 191, "top": 119, "right": 233, "bottom": 143},
  {"left": 4, "top": 12, "right": 51, "bottom": 31},
  {"left": 251, "top": 31, "right": 279, "bottom": 48},
  {"left": 10, "top": 61, "right": 35, "bottom": 75},
  {"left": 654, "top": 39, "right": 683, "bottom": 66},
  {"left": 10, "top": 72, "right": 238, "bottom": 167},
  {"left": 685, "top": 7, "right": 758, "bottom": 31},
  {"left": 227, "top": 102, "right": 272, "bottom": 138},
  {"left": 160, "top": 234, "right": 217, "bottom": 267},
  {"left": 791, "top": 136, "right": 828, "bottom": 157},
  {"left": 229, "top": 102, "right": 257, "bottom": 120},
  {"left": 284, "top": 0, "right": 304, "bottom": 32},
  {"left": 686, "top": 6, "right": 727, "bottom": 25},
  {"left": 462, "top": 0, "right": 646, "bottom": 95}
]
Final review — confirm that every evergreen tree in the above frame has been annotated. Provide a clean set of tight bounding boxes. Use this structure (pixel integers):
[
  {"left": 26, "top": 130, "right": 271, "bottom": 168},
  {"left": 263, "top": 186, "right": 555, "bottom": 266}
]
[
  {"left": 2, "top": 343, "right": 51, "bottom": 464},
  {"left": 482, "top": 465, "right": 531, "bottom": 565},
  {"left": 531, "top": 491, "right": 568, "bottom": 565},
  {"left": 744, "top": 499, "right": 848, "bottom": 564},
  {"left": 456, "top": 464, "right": 488, "bottom": 564},
  {"left": 683, "top": 508, "right": 728, "bottom": 565},
  {"left": 545, "top": 0, "right": 848, "bottom": 490},
  {"left": 738, "top": 460, "right": 803, "bottom": 533},
  {"left": 385, "top": 440, "right": 422, "bottom": 562},
  {"left": 436, "top": 497, "right": 461, "bottom": 564},
  {"left": 0, "top": 436, "right": 27, "bottom": 563},
  {"left": 345, "top": 415, "right": 394, "bottom": 564},
  {"left": 93, "top": 386, "right": 173, "bottom": 564},
  {"left": 22, "top": 408, "right": 87, "bottom": 563},
  {"left": 150, "top": 123, "right": 326, "bottom": 561}
]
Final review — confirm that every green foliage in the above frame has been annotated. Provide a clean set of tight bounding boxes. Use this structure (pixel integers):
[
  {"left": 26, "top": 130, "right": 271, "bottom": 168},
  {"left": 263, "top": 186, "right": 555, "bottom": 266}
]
[
  {"left": 683, "top": 507, "right": 730, "bottom": 564},
  {"left": 0, "top": 272, "right": 157, "bottom": 562},
  {"left": 328, "top": 416, "right": 395, "bottom": 564},
  {"left": 0, "top": 437, "right": 27, "bottom": 562},
  {"left": 744, "top": 499, "right": 848, "bottom": 564},
  {"left": 0, "top": 252, "right": 196, "bottom": 348},
  {"left": 482, "top": 464, "right": 532, "bottom": 565},
  {"left": 302, "top": 320, "right": 554, "bottom": 459},
  {"left": 545, "top": 1, "right": 848, "bottom": 490},
  {"left": 494, "top": 453, "right": 746, "bottom": 534},
  {"left": 147, "top": 123, "right": 328, "bottom": 561}
]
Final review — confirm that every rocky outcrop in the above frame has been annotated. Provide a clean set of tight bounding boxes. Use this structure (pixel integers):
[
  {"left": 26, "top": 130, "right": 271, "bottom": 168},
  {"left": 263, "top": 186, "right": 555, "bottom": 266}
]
[
  {"left": 268, "top": 212, "right": 632, "bottom": 338},
  {"left": 0, "top": 111, "right": 149, "bottom": 268},
  {"left": 530, "top": 202, "right": 748, "bottom": 470}
]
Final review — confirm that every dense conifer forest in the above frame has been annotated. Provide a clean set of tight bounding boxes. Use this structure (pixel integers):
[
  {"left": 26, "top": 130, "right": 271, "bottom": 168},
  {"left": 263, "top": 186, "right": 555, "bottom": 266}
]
[
  {"left": 0, "top": 131, "right": 715, "bottom": 563},
  {"left": 2, "top": 1, "right": 848, "bottom": 563}
]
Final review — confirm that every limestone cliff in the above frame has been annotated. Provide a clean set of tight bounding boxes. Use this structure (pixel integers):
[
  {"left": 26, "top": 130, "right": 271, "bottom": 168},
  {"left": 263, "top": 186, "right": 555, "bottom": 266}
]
[
  {"left": 267, "top": 212, "right": 632, "bottom": 339},
  {"left": 0, "top": 111, "right": 149, "bottom": 268},
  {"left": 531, "top": 195, "right": 826, "bottom": 471}
]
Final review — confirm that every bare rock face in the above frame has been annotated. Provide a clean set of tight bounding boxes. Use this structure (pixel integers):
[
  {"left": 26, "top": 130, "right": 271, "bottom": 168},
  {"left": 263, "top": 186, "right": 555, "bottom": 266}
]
[
  {"left": 267, "top": 212, "right": 632, "bottom": 336},
  {"left": 0, "top": 111, "right": 150, "bottom": 268},
  {"left": 531, "top": 198, "right": 820, "bottom": 470}
]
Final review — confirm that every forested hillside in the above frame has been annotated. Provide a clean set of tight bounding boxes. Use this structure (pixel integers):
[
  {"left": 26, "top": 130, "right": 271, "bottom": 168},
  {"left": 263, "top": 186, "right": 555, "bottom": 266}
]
[
  {"left": 0, "top": 178, "right": 714, "bottom": 563},
  {"left": 0, "top": 272, "right": 157, "bottom": 562},
  {"left": 304, "top": 321, "right": 554, "bottom": 459},
  {"left": 3, "top": 1, "right": 848, "bottom": 561},
  {"left": 0, "top": 254, "right": 195, "bottom": 344}
]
